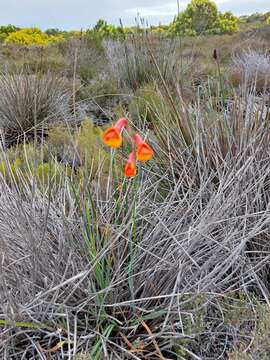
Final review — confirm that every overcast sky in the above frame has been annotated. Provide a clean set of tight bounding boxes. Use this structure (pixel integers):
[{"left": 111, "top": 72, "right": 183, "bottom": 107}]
[{"left": 0, "top": 0, "right": 269, "bottom": 30}]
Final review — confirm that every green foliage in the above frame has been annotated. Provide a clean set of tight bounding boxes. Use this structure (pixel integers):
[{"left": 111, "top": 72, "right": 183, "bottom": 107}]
[
  {"left": 45, "top": 28, "right": 66, "bottom": 36},
  {"left": 0, "top": 141, "right": 74, "bottom": 190},
  {"left": 229, "top": 302, "right": 270, "bottom": 359},
  {"left": 150, "top": 25, "right": 169, "bottom": 34},
  {"left": 0, "top": 158, "right": 21, "bottom": 183},
  {"left": 76, "top": 120, "right": 109, "bottom": 171},
  {"left": 170, "top": 0, "right": 239, "bottom": 35},
  {"left": 78, "top": 77, "right": 118, "bottom": 106},
  {"left": 240, "top": 12, "right": 270, "bottom": 24},
  {"left": 170, "top": 0, "right": 218, "bottom": 35},
  {"left": 21, "top": 55, "right": 68, "bottom": 74},
  {"left": 0, "top": 24, "right": 18, "bottom": 42},
  {"left": 213, "top": 11, "right": 239, "bottom": 34},
  {"left": 187, "top": 0, "right": 218, "bottom": 33},
  {"left": 93, "top": 19, "right": 108, "bottom": 32},
  {"left": 129, "top": 83, "right": 173, "bottom": 126},
  {"left": 87, "top": 19, "right": 125, "bottom": 40},
  {"left": 47, "top": 120, "right": 118, "bottom": 183},
  {"left": 35, "top": 161, "right": 67, "bottom": 187}
]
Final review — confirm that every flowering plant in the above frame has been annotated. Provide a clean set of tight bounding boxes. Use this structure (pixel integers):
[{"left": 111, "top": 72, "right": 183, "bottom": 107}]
[{"left": 102, "top": 118, "right": 154, "bottom": 177}]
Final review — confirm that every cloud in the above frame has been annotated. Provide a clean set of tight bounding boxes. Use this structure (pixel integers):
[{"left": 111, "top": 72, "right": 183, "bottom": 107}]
[
  {"left": 124, "top": 0, "right": 239, "bottom": 19},
  {"left": 219, "top": 0, "right": 270, "bottom": 15},
  {"left": 0, "top": 0, "right": 267, "bottom": 29},
  {"left": 125, "top": 2, "right": 181, "bottom": 17}
]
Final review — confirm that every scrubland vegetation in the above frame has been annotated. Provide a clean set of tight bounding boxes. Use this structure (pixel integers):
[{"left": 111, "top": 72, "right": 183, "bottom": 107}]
[{"left": 0, "top": 0, "right": 270, "bottom": 358}]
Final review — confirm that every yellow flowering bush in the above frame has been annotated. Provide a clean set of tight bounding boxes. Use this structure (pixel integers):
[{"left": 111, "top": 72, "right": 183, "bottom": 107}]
[{"left": 5, "top": 27, "right": 63, "bottom": 46}]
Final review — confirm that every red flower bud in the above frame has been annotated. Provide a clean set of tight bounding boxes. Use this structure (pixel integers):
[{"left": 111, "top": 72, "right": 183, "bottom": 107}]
[{"left": 124, "top": 152, "right": 137, "bottom": 177}]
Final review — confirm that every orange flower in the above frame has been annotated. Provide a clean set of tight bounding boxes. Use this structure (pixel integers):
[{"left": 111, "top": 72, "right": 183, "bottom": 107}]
[
  {"left": 133, "top": 134, "right": 154, "bottom": 162},
  {"left": 124, "top": 152, "right": 137, "bottom": 177},
  {"left": 102, "top": 118, "right": 128, "bottom": 148}
]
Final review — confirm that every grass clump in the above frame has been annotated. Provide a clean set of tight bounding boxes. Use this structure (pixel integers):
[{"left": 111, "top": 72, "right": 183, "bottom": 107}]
[
  {"left": 104, "top": 34, "right": 183, "bottom": 90},
  {"left": 230, "top": 49, "right": 270, "bottom": 91},
  {"left": 129, "top": 83, "right": 174, "bottom": 127},
  {"left": 1, "top": 19, "right": 270, "bottom": 360},
  {"left": 0, "top": 71, "right": 71, "bottom": 146},
  {"left": 2, "top": 87, "right": 270, "bottom": 358}
]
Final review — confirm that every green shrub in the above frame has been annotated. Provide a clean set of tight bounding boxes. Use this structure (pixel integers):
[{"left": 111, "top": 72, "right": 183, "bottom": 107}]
[
  {"left": 243, "top": 12, "right": 269, "bottom": 24},
  {"left": 47, "top": 120, "right": 117, "bottom": 182},
  {"left": 170, "top": 0, "right": 239, "bottom": 35},
  {"left": 129, "top": 83, "right": 173, "bottom": 127},
  {"left": 78, "top": 77, "right": 118, "bottom": 107},
  {"left": 86, "top": 19, "right": 125, "bottom": 40},
  {"left": 212, "top": 11, "right": 239, "bottom": 34},
  {"left": 0, "top": 141, "right": 74, "bottom": 191},
  {"left": 45, "top": 28, "right": 66, "bottom": 36},
  {"left": 0, "top": 24, "right": 18, "bottom": 42}
]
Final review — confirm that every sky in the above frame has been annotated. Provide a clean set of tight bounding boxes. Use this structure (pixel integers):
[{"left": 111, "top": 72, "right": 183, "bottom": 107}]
[{"left": 0, "top": 0, "right": 269, "bottom": 30}]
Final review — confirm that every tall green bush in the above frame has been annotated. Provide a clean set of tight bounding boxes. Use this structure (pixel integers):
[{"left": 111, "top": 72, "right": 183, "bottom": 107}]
[
  {"left": 87, "top": 19, "right": 124, "bottom": 39},
  {"left": 170, "top": 0, "right": 239, "bottom": 35}
]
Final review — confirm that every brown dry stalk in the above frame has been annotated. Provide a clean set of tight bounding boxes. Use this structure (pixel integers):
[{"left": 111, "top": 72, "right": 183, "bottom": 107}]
[{"left": 141, "top": 320, "right": 171, "bottom": 360}]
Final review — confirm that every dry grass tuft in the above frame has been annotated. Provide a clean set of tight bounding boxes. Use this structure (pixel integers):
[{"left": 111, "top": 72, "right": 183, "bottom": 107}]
[{"left": 0, "top": 71, "right": 71, "bottom": 146}]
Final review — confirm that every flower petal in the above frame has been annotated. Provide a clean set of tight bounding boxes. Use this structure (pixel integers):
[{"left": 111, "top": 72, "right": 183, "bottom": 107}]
[
  {"left": 124, "top": 162, "right": 137, "bottom": 177},
  {"left": 124, "top": 152, "right": 137, "bottom": 177},
  {"left": 137, "top": 143, "right": 154, "bottom": 162},
  {"left": 115, "top": 118, "right": 129, "bottom": 132},
  {"left": 102, "top": 128, "right": 122, "bottom": 148}
]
